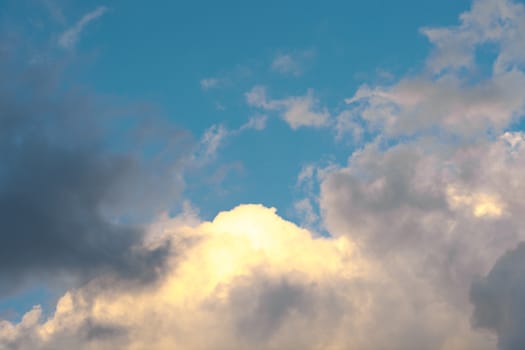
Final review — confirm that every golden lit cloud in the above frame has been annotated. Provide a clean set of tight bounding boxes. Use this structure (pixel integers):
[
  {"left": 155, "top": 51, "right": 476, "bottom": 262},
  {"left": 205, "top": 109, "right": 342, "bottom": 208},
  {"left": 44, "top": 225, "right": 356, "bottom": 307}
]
[
  {"left": 446, "top": 186, "right": 505, "bottom": 218},
  {"left": 0, "top": 204, "right": 490, "bottom": 349},
  {"left": 0, "top": 205, "right": 368, "bottom": 349}
]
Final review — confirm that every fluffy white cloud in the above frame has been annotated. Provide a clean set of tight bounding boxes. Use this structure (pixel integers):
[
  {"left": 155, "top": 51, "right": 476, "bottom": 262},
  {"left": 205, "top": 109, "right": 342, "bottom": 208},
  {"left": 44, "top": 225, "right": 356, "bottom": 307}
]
[
  {"left": 0, "top": 204, "right": 495, "bottom": 350},
  {"left": 245, "top": 86, "right": 330, "bottom": 129},
  {"left": 322, "top": 131, "right": 525, "bottom": 266},
  {"left": 315, "top": 2, "right": 525, "bottom": 348},
  {"left": 4, "top": 1, "right": 525, "bottom": 349},
  {"left": 317, "top": 130, "right": 525, "bottom": 349},
  {"left": 421, "top": 0, "right": 525, "bottom": 74}
]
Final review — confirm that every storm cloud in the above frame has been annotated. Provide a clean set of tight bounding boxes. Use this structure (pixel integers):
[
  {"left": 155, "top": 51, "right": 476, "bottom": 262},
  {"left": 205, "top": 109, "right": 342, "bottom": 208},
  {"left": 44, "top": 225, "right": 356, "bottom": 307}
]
[
  {"left": 0, "top": 46, "right": 185, "bottom": 294},
  {"left": 471, "top": 242, "right": 525, "bottom": 350}
]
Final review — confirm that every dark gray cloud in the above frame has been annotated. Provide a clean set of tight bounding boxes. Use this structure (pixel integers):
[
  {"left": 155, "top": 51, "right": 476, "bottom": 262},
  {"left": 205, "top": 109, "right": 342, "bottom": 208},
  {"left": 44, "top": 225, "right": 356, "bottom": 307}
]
[
  {"left": 231, "top": 277, "right": 309, "bottom": 342},
  {"left": 471, "top": 242, "right": 525, "bottom": 350},
  {"left": 225, "top": 273, "right": 346, "bottom": 349},
  {"left": 0, "top": 45, "right": 186, "bottom": 295}
]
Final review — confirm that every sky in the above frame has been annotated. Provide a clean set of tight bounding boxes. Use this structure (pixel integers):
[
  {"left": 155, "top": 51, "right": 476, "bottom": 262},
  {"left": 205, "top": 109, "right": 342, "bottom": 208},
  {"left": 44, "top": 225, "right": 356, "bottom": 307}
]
[{"left": 1, "top": 0, "right": 525, "bottom": 349}]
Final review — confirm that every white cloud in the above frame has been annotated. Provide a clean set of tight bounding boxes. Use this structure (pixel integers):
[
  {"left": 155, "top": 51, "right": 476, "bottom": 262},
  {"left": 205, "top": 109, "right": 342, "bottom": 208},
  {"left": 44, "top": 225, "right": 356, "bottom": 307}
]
[
  {"left": 239, "top": 114, "right": 268, "bottom": 131},
  {"left": 447, "top": 185, "right": 506, "bottom": 218},
  {"left": 313, "top": 3, "right": 525, "bottom": 341},
  {"left": 340, "top": 0, "right": 525, "bottom": 139},
  {"left": 200, "top": 78, "right": 220, "bottom": 90},
  {"left": 421, "top": 0, "right": 525, "bottom": 74},
  {"left": 271, "top": 54, "right": 297, "bottom": 74},
  {"left": 282, "top": 91, "right": 330, "bottom": 129},
  {"left": 199, "top": 124, "right": 229, "bottom": 160},
  {"left": 334, "top": 110, "right": 364, "bottom": 142},
  {"left": 271, "top": 50, "right": 314, "bottom": 76},
  {"left": 344, "top": 72, "right": 525, "bottom": 137},
  {"left": 4, "top": 1, "right": 525, "bottom": 349},
  {"left": 317, "top": 131, "right": 525, "bottom": 348},
  {"left": 0, "top": 204, "right": 493, "bottom": 350},
  {"left": 245, "top": 85, "right": 275, "bottom": 109},
  {"left": 58, "top": 6, "right": 108, "bottom": 49},
  {"left": 293, "top": 198, "right": 319, "bottom": 227},
  {"left": 195, "top": 116, "right": 267, "bottom": 163},
  {"left": 296, "top": 164, "right": 316, "bottom": 190},
  {"left": 245, "top": 86, "right": 330, "bottom": 129}
]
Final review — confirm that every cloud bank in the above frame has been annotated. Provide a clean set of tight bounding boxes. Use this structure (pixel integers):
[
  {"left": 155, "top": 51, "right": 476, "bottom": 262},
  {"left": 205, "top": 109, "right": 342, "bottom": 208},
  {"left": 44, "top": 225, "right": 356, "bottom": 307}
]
[
  {"left": 0, "top": 204, "right": 490, "bottom": 350},
  {"left": 2, "top": 0, "right": 525, "bottom": 349}
]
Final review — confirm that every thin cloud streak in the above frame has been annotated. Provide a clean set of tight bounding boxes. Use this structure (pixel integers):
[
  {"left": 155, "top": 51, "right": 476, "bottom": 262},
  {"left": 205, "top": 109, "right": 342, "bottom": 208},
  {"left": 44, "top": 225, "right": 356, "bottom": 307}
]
[{"left": 58, "top": 6, "right": 108, "bottom": 49}]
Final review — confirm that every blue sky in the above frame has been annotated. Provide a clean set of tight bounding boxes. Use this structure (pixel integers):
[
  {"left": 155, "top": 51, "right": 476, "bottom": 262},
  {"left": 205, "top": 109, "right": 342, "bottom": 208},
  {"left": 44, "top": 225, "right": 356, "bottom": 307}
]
[
  {"left": 2, "top": 1, "right": 525, "bottom": 349},
  {"left": 57, "top": 0, "right": 474, "bottom": 219}
]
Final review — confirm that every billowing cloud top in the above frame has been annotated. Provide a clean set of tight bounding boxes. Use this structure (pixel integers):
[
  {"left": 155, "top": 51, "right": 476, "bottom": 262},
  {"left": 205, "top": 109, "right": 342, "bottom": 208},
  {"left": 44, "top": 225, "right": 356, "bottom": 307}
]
[
  {"left": 2, "top": 0, "right": 525, "bottom": 349},
  {"left": 0, "top": 204, "right": 488, "bottom": 349}
]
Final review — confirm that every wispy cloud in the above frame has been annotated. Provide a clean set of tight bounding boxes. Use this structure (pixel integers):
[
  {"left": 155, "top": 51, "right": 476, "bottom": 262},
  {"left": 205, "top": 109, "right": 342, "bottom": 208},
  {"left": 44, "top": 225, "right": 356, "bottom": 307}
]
[
  {"left": 238, "top": 114, "right": 267, "bottom": 132},
  {"left": 58, "top": 6, "right": 108, "bottom": 49},
  {"left": 200, "top": 65, "right": 253, "bottom": 91},
  {"left": 200, "top": 77, "right": 220, "bottom": 90},
  {"left": 6, "top": 0, "right": 525, "bottom": 349},
  {"left": 199, "top": 124, "right": 229, "bottom": 160},
  {"left": 245, "top": 86, "right": 329, "bottom": 129},
  {"left": 196, "top": 115, "right": 267, "bottom": 162},
  {"left": 271, "top": 49, "right": 315, "bottom": 76}
]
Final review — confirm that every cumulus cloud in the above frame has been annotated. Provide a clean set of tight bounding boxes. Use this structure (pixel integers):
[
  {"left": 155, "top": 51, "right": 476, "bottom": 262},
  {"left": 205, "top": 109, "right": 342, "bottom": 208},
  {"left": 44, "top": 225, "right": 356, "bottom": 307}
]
[
  {"left": 318, "top": 127, "right": 525, "bottom": 349},
  {"left": 58, "top": 6, "right": 108, "bottom": 49},
  {"left": 315, "top": 1, "right": 525, "bottom": 348},
  {"left": 245, "top": 86, "right": 329, "bottom": 129},
  {"left": 341, "top": 0, "right": 525, "bottom": 138},
  {"left": 320, "top": 132, "right": 525, "bottom": 285},
  {"left": 421, "top": 0, "right": 525, "bottom": 74},
  {"left": 0, "top": 204, "right": 491, "bottom": 350},
  {"left": 3, "top": 0, "right": 525, "bottom": 349}
]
